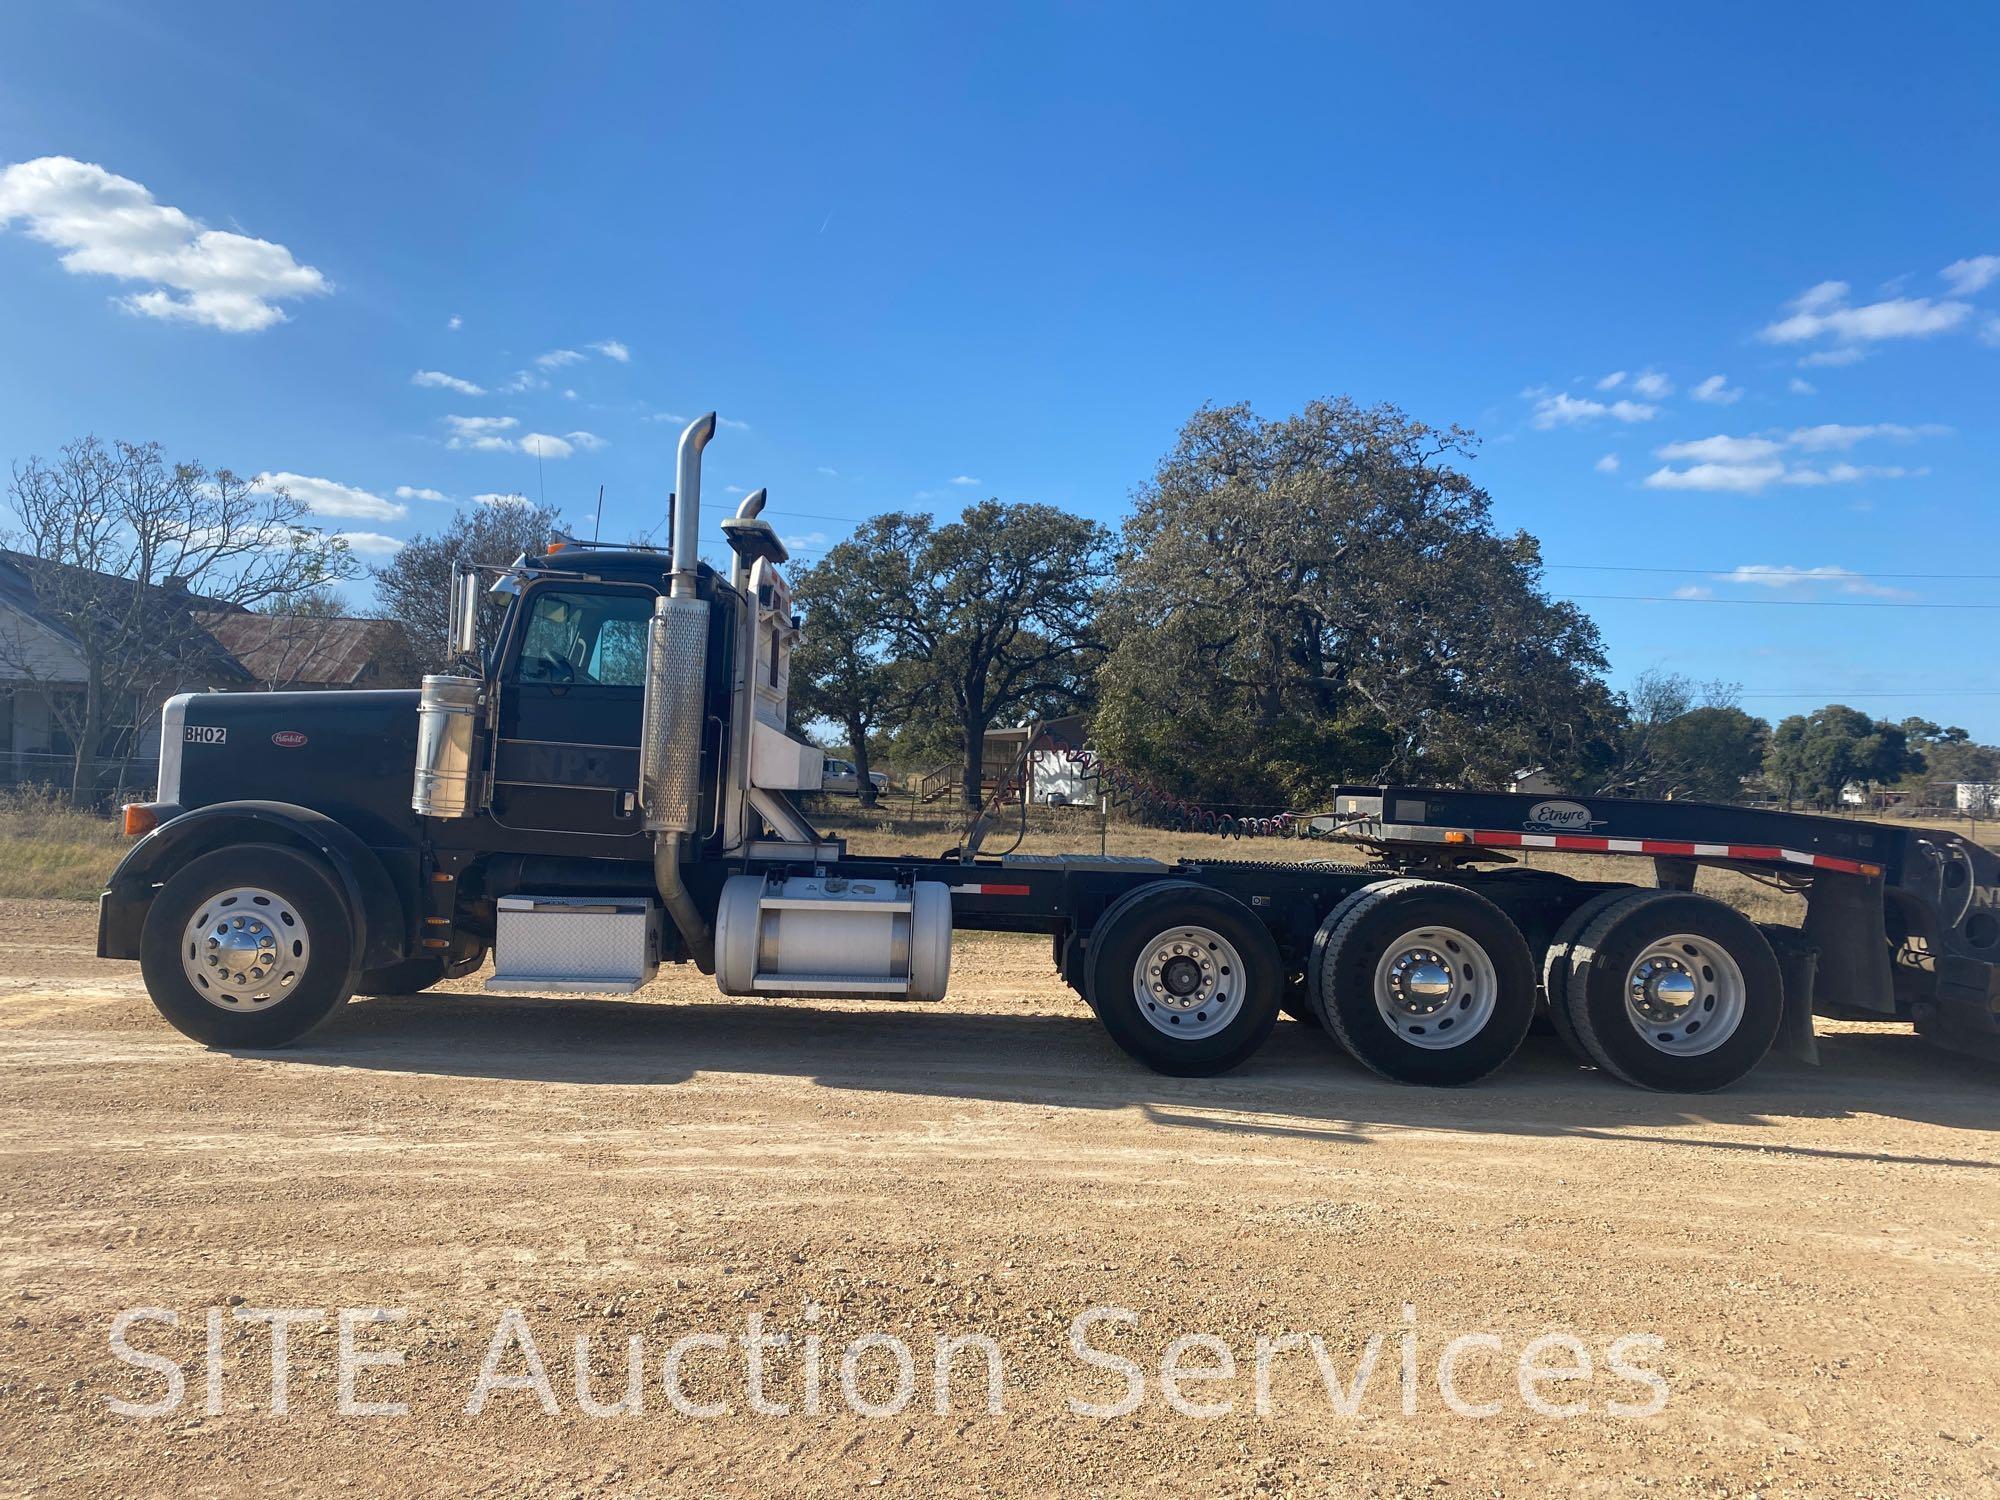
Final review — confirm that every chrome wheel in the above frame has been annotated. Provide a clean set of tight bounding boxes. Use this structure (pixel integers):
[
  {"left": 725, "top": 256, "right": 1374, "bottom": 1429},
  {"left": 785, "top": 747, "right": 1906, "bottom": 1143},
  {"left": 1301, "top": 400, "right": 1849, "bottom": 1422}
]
[
  {"left": 180, "top": 886, "right": 311, "bottom": 1011},
  {"left": 1623, "top": 934, "right": 1745, "bottom": 1056},
  {"left": 1131, "top": 924, "right": 1244, "bottom": 1040},
  {"left": 1370, "top": 925, "right": 1497, "bottom": 1050}
]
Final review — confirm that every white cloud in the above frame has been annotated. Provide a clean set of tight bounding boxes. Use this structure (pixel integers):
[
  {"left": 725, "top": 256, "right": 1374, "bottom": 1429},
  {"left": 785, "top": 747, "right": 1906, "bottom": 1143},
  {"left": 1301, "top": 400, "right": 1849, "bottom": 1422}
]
[
  {"left": 1629, "top": 369, "right": 1673, "bottom": 399},
  {"left": 499, "top": 369, "right": 547, "bottom": 394},
  {"left": 1940, "top": 255, "right": 2000, "bottom": 297},
  {"left": 444, "top": 414, "right": 520, "bottom": 452},
  {"left": 394, "top": 485, "right": 449, "bottom": 502},
  {"left": 518, "top": 432, "right": 574, "bottom": 461},
  {"left": 1642, "top": 462, "right": 1786, "bottom": 494},
  {"left": 536, "top": 348, "right": 585, "bottom": 369},
  {"left": 1722, "top": 564, "right": 1902, "bottom": 598},
  {"left": 1529, "top": 392, "right": 1659, "bottom": 429},
  {"left": 1781, "top": 463, "right": 1914, "bottom": 487},
  {"left": 1799, "top": 345, "right": 1868, "bottom": 368},
  {"left": 332, "top": 530, "right": 404, "bottom": 557},
  {"left": 718, "top": 416, "right": 751, "bottom": 431},
  {"left": 446, "top": 314, "right": 462, "bottom": 331},
  {"left": 564, "top": 430, "right": 607, "bottom": 452},
  {"left": 589, "top": 339, "right": 630, "bottom": 362},
  {"left": 1760, "top": 279, "right": 1970, "bottom": 346},
  {"left": 0, "top": 155, "right": 329, "bottom": 332},
  {"left": 817, "top": 465, "right": 839, "bottom": 477},
  {"left": 473, "top": 492, "right": 532, "bottom": 507},
  {"left": 1643, "top": 420, "right": 1940, "bottom": 492},
  {"left": 562, "top": 388, "right": 578, "bottom": 400},
  {"left": 950, "top": 475, "right": 981, "bottom": 486},
  {"left": 1595, "top": 371, "right": 1626, "bottom": 390},
  {"left": 412, "top": 369, "right": 484, "bottom": 396},
  {"left": 1787, "top": 421, "right": 1941, "bottom": 451},
  {"left": 1657, "top": 434, "right": 1786, "bottom": 464},
  {"left": 784, "top": 531, "right": 828, "bottom": 550},
  {"left": 251, "top": 471, "right": 405, "bottom": 521},
  {"left": 1671, "top": 584, "right": 1714, "bottom": 599},
  {"left": 1691, "top": 374, "right": 1742, "bottom": 405},
  {"left": 1594, "top": 453, "right": 1619, "bottom": 473},
  {"left": 646, "top": 411, "right": 689, "bottom": 425},
  {"left": 1788, "top": 377, "right": 1817, "bottom": 395}
]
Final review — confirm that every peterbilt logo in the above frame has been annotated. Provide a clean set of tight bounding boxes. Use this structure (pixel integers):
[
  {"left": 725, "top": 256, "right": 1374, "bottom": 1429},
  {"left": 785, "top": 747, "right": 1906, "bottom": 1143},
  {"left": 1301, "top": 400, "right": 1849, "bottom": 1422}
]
[
  {"left": 1524, "top": 799, "right": 1602, "bottom": 832},
  {"left": 271, "top": 730, "right": 308, "bottom": 748}
]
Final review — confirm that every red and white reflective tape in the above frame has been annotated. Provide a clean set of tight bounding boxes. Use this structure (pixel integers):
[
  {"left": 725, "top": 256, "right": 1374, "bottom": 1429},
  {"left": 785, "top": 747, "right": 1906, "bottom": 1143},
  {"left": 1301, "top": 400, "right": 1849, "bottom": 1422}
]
[
  {"left": 1369, "top": 823, "right": 1881, "bottom": 878},
  {"left": 950, "top": 882, "right": 1033, "bottom": 897}
]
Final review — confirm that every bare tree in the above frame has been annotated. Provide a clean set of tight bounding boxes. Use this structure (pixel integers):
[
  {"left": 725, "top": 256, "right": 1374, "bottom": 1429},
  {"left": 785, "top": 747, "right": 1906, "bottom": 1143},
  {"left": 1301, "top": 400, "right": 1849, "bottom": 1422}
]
[
  {"left": 1, "top": 436, "right": 354, "bottom": 798},
  {"left": 371, "top": 500, "right": 562, "bottom": 677}
]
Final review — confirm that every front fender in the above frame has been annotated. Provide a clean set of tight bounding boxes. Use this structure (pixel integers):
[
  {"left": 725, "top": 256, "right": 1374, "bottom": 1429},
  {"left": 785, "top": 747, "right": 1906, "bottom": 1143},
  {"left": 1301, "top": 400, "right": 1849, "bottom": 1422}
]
[{"left": 97, "top": 800, "right": 414, "bottom": 969}]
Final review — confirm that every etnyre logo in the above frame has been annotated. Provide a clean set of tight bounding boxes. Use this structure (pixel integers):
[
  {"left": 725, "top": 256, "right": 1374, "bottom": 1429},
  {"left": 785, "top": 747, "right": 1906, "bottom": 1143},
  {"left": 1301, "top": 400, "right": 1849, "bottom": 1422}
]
[{"left": 1524, "top": 800, "right": 1600, "bottom": 832}]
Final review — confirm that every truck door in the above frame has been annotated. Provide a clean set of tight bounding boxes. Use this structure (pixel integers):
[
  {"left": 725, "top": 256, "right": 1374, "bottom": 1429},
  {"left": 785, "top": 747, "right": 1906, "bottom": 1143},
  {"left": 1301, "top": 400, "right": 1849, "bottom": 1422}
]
[{"left": 492, "top": 584, "right": 655, "bottom": 840}]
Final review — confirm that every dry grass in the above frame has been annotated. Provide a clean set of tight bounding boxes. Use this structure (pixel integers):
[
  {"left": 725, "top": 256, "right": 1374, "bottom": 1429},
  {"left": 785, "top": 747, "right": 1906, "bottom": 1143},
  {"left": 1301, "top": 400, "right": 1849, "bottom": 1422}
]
[{"left": 0, "top": 790, "right": 129, "bottom": 902}]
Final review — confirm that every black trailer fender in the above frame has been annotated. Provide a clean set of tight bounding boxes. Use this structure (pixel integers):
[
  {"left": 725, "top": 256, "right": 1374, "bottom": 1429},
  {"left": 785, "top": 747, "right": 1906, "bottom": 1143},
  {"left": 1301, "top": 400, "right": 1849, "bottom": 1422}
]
[{"left": 97, "top": 801, "right": 412, "bottom": 970}]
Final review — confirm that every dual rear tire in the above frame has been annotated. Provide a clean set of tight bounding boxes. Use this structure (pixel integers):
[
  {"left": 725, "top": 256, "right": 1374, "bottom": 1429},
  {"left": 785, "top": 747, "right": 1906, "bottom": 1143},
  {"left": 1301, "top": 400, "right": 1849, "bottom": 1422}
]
[
  {"left": 1082, "top": 873, "right": 1783, "bottom": 1091},
  {"left": 1308, "top": 879, "right": 1538, "bottom": 1086},
  {"left": 1543, "top": 889, "right": 1783, "bottom": 1092}
]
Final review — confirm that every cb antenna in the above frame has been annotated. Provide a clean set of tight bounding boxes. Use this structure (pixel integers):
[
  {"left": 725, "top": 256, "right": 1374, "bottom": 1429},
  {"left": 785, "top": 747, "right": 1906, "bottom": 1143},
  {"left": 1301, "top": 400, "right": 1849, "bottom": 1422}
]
[{"left": 593, "top": 484, "right": 605, "bottom": 542}]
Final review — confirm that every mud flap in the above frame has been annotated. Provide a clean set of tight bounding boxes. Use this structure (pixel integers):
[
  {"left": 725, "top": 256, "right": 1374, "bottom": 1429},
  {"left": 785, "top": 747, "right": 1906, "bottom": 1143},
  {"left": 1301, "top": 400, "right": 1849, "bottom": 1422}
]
[{"left": 1759, "top": 924, "right": 1821, "bottom": 1066}]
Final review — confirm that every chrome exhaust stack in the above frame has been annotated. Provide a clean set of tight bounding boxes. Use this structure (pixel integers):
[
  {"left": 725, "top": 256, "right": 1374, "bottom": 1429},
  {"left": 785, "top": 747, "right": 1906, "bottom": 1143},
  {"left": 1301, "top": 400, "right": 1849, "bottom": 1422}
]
[{"left": 642, "top": 412, "right": 722, "bottom": 971}]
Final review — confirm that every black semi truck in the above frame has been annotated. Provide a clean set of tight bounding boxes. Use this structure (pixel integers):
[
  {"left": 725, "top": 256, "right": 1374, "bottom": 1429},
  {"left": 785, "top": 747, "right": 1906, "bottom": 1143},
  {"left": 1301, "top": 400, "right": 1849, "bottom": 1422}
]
[{"left": 97, "top": 416, "right": 2000, "bottom": 1091}]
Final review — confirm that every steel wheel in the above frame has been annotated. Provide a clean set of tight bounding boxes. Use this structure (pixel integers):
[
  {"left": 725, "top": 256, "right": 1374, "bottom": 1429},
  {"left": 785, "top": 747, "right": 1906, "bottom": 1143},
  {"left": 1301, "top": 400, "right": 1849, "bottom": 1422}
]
[
  {"left": 1084, "top": 881, "right": 1282, "bottom": 1077},
  {"left": 180, "top": 886, "right": 312, "bottom": 1010},
  {"left": 1560, "top": 890, "right": 1782, "bottom": 1092},
  {"left": 1130, "top": 924, "right": 1244, "bottom": 1041},
  {"left": 141, "top": 844, "right": 355, "bottom": 1049},
  {"left": 1623, "top": 933, "right": 1746, "bottom": 1057},
  {"left": 1370, "top": 924, "right": 1498, "bottom": 1050},
  {"left": 1309, "top": 879, "right": 1537, "bottom": 1086}
]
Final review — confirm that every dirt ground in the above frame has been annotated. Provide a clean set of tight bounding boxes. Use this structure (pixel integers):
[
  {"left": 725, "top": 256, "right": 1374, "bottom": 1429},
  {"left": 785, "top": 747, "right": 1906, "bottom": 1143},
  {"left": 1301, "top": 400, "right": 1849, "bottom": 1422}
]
[{"left": 2, "top": 898, "right": 1997, "bottom": 1497}]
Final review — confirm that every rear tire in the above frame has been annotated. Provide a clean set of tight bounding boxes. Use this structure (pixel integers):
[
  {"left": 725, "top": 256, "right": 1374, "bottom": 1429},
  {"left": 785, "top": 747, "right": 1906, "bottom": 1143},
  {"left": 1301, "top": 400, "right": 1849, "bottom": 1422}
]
[
  {"left": 1084, "top": 882, "right": 1282, "bottom": 1076},
  {"left": 1561, "top": 891, "right": 1781, "bottom": 1092},
  {"left": 1310, "top": 879, "right": 1536, "bottom": 1086},
  {"left": 139, "top": 844, "right": 357, "bottom": 1048},
  {"left": 1541, "top": 889, "right": 1635, "bottom": 1063}
]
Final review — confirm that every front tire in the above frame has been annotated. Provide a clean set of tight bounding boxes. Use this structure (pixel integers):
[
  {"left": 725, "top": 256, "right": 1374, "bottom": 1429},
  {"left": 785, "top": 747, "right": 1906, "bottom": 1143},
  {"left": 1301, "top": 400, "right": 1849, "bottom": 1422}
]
[
  {"left": 139, "top": 844, "right": 358, "bottom": 1048},
  {"left": 1310, "top": 879, "right": 1536, "bottom": 1086},
  {"left": 1084, "top": 882, "right": 1282, "bottom": 1076}
]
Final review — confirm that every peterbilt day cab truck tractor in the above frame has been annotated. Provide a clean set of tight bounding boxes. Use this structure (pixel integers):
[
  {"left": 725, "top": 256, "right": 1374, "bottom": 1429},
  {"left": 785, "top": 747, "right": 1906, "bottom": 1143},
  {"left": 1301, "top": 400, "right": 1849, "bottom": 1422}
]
[{"left": 98, "top": 416, "right": 2000, "bottom": 1091}]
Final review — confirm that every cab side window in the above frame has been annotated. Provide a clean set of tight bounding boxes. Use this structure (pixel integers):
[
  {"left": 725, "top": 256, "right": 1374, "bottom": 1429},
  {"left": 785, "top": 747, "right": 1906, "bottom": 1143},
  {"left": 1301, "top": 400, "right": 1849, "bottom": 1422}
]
[{"left": 513, "top": 590, "right": 654, "bottom": 686}]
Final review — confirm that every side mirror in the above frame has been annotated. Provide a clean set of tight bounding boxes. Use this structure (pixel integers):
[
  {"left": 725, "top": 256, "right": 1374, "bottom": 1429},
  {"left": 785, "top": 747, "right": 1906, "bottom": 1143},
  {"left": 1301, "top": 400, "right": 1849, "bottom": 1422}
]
[{"left": 448, "top": 562, "right": 481, "bottom": 659}]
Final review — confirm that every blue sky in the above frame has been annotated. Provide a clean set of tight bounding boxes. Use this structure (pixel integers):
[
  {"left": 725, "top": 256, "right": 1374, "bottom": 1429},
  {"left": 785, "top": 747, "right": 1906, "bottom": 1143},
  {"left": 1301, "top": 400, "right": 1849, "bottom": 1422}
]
[{"left": 2, "top": 3, "right": 1997, "bottom": 734}]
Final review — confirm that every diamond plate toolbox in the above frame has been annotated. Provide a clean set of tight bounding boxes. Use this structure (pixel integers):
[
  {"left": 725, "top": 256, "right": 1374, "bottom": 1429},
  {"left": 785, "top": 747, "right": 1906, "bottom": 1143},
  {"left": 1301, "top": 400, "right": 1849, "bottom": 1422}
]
[{"left": 485, "top": 894, "right": 662, "bottom": 995}]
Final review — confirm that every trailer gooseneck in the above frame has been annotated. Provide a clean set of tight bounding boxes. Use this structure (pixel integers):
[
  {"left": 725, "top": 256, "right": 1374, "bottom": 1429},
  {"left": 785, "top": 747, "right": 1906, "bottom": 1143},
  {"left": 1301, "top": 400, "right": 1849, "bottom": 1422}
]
[{"left": 97, "top": 416, "right": 2000, "bottom": 1091}]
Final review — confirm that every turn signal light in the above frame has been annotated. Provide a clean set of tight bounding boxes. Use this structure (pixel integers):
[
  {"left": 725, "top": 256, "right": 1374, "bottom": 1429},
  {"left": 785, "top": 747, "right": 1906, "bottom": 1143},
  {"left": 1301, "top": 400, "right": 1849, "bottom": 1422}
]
[{"left": 121, "top": 803, "right": 159, "bottom": 839}]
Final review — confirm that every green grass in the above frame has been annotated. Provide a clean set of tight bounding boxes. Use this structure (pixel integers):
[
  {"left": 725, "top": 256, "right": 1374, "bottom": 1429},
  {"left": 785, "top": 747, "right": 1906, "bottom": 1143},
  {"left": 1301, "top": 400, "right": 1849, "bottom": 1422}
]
[{"left": 0, "top": 790, "right": 128, "bottom": 901}]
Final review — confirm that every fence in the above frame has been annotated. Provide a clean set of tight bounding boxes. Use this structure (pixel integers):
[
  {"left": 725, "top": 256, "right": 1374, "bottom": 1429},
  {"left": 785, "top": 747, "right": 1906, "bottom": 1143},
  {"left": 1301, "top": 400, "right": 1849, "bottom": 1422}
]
[{"left": 0, "top": 751, "right": 157, "bottom": 806}]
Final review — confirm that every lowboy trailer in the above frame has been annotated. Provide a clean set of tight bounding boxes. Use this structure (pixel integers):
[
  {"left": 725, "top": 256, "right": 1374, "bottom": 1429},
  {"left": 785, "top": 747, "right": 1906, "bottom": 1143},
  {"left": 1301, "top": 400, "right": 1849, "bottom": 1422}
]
[{"left": 98, "top": 416, "right": 2000, "bottom": 1091}]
